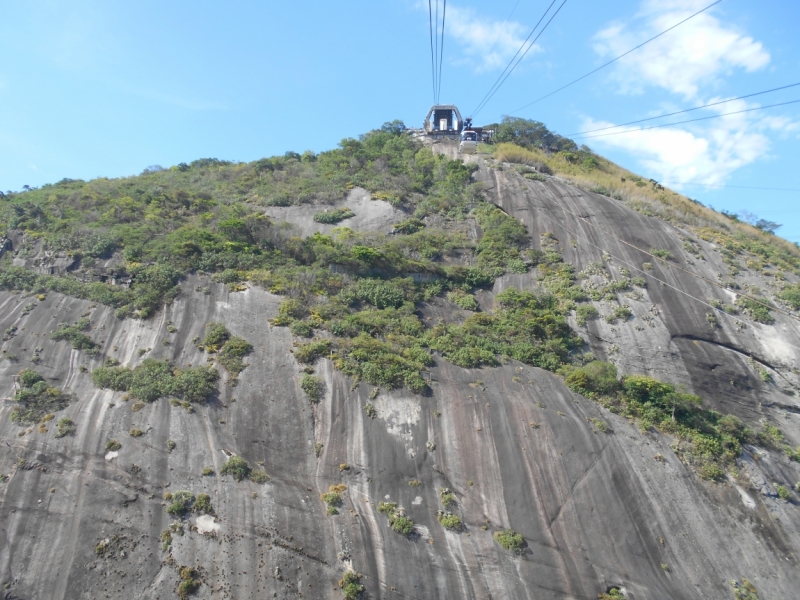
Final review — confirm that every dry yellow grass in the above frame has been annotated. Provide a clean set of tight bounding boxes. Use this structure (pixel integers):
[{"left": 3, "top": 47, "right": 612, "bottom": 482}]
[{"left": 492, "top": 143, "right": 800, "bottom": 260}]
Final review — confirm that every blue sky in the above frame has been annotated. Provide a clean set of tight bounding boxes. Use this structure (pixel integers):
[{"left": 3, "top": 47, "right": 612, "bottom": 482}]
[{"left": 2, "top": 0, "right": 798, "bottom": 242}]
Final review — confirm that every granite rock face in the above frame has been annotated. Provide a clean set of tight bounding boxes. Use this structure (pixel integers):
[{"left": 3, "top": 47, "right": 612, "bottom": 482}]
[{"left": 0, "top": 150, "right": 798, "bottom": 599}]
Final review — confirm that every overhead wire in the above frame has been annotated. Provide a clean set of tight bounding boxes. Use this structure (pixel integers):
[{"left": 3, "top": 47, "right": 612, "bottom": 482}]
[
  {"left": 484, "top": 0, "right": 523, "bottom": 61},
  {"left": 565, "top": 82, "right": 800, "bottom": 137},
  {"left": 510, "top": 0, "right": 723, "bottom": 113},
  {"left": 472, "top": 0, "right": 566, "bottom": 116},
  {"left": 661, "top": 182, "right": 800, "bottom": 193},
  {"left": 428, "top": 0, "right": 437, "bottom": 104},
  {"left": 571, "top": 99, "right": 800, "bottom": 140},
  {"left": 438, "top": 0, "right": 447, "bottom": 103},
  {"left": 434, "top": 0, "right": 439, "bottom": 103}
]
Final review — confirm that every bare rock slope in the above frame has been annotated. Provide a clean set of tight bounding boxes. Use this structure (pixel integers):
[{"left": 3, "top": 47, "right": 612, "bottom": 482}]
[{"left": 1, "top": 151, "right": 799, "bottom": 600}]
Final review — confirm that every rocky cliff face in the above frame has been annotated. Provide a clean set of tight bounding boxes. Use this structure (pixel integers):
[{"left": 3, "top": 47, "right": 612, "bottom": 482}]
[{"left": 0, "top": 141, "right": 798, "bottom": 600}]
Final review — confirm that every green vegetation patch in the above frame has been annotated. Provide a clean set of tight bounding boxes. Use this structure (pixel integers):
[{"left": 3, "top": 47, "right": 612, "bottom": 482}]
[
  {"left": 178, "top": 566, "right": 201, "bottom": 599},
  {"left": 51, "top": 319, "right": 100, "bottom": 354},
  {"left": 564, "top": 361, "right": 770, "bottom": 479},
  {"left": 219, "top": 455, "right": 266, "bottom": 484},
  {"left": 165, "top": 490, "right": 196, "bottom": 516},
  {"left": 494, "top": 528, "right": 524, "bottom": 553},
  {"left": 731, "top": 579, "right": 760, "bottom": 600},
  {"left": 437, "top": 511, "right": 462, "bottom": 530},
  {"left": 735, "top": 297, "right": 774, "bottom": 324},
  {"left": 56, "top": 417, "right": 76, "bottom": 438},
  {"left": 427, "top": 288, "right": 581, "bottom": 371},
  {"left": 313, "top": 207, "right": 355, "bottom": 224},
  {"left": 339, "top": 571, "right": 365, "bottom": 599},
  {"left": 92, "top": 358, "right": 218, "bottom": 403},
  {"left": 778, "top": 283, "right": 800, "bottom": 310},
  {"left": 10, "top": 369, "right": 72, "bottom": 424},
  {"left": 300, "top": 374, "right": 324, "bottom": 403}
]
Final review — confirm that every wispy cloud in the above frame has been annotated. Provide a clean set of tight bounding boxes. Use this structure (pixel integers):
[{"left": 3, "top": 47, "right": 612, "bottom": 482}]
[
  {"left": 581, "top": 97, "right": 797, "bottom": 186},
  {"left": 593, "top": 0, "right": 769, "bottom": 99},
  {"left": 584, "top": 0, "right": 793, "bottom": 187},
  {"left": 444, "top": 5, "right": 541, "bottom": 73}
]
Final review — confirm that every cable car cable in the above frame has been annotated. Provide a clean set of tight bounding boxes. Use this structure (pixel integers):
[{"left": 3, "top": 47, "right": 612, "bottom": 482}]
[
  {"left": 510, "top": 0, "right": 723, "bottom": 113},
  {"left": 428, "top": 0, "right": 437, "bottom": 104},
  {"left": 485, "top": 0, "right": 523, "bottom": 61},
  {"left": 438, "top": 0, "right": 447, "bottom": 104},
  {"left": 434, "top": 0, "right": 440, "bottom": 103},
  {"left": 661, "top": 182, "right": 800, "bottom": 193},
  {"left": 571, "top": 98, "right": 800, "bottom": 140},
  {"left": 564, "top": 82, "right": 800, "bottom": 137},
  {"left": 474, "top": 0, "right": 568, "bottom": 119},
  {"left": 471, "top": 0, "right": 561, "bottom": 118}
]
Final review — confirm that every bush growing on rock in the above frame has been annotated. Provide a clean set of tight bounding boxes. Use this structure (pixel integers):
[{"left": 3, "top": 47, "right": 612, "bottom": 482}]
[
  {"left": 92, "top": 359, "right": 218, "bottom": 404},
  {"left": 494, "top": 528, "right": 524, "bottom": 553},
  {"left": 220, "top": 456, "right": 251, "bottom": 482},
  {"left": 313, "top": 207, "right": 354, "bottom": 224},
  {"left": 339, "top": 571, "right": 364, "bottom": 599},
  {"left": 55, "top": 417, "right": 76, "bottom": 438},
  {"left": 11, "top": 370, "right": 72, "bottom": 424},
  {"left": 51, "top": 319, "right": 99, "bottom": 354},
  {"left": 300, "top": 374, "right": 324, "bottom": 403},
  {"left": 166, "top": 491, "right": 196, "bottom": 516}
]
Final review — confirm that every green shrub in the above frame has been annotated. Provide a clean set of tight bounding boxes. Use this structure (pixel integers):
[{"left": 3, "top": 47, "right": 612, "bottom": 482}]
[
  {"left": 440, "top": 489, "right": 456, "bottom": 508},
  {"left": 650, "top": 249, "right": 673, "bottom": 261},
  {"left": 313, "top": 207, "right": 355, "bottom": 224},
  {"left": 194, "top": 493, "right": 214, "bottom": 514},
  {"left": 321, "top": 491, "right": 341, "bottom": 506},
  {"left": 777, "top": 484, "right": 790, "bottom": 501},
  {"left": 92, "top": 359, "right": 218, "bottom": 404},
  {"left": 605, "top": 305, "right": 632, "bottom": 323},
  {"left": 355, "top": 278, "right": 406, "bottom": 309},
  {"left": 249, "top": 468, "right": 270, "bottom": 484},
  {"left": 390, "top": 515, "right": 414, "bottom": 535},
  {"left": 731, "top": 579, "right": 759, "bottom": 600},
  {"left": 129, "top": 428, "right": 145, "bottom": 437},
  {"left": 217, "top": 336, "right": 254, "bottom": 376},
  {"left": 447, "top": 290, "right": 479, "bottom": 311},
  {"left": 220, "top": 456, "right": 250, "bottom": 481},
  {"left": 51, "top": 319, "right": 99, "bottom": 354},
  {"left": 177, "top": 566, "right": 201, "bottom": 598},
  {"left": 166, "top": 490, "right": 196, "bottom": 516},
  {"left": 294, "top": 339, "right": 331, "bottom": 364},
  {"left": 437, "top": 512, "right": 462, "bottom": 529},
  {"left": 392, "top": 218, "right": 425, "bottom": 234},
  {"left": 339, "top": 572, "right": 364, "bottom": 599},
  {"left": 11, "top": 370, "right": 72, "bottom": 424},
  {"left": 576, "top": 304, "right": 598, "bottom": 326},
  {"left": 778, "top": 283, "right": 800, "bottom": 310},
  {"left": 736, "top": 297, "right": 774, "bottom": 324},
  {"left": 494, "top": 528, "right": 524, "bottom": 553},
  {"left": 55, "top": 417, "right": 76, "bottom": 438},
  {"left": 105, "top": 439, "right": 121, "bottom": 452},
  {"left": 565, "top": 361, "right": 619, "bottom": 397},
  {"left": 202, "top": 322, "right": 230, "bottom": 351},
  {"left": 289, "top": 320, "right": 313, "bottom": 337},
  {"left": 598, "top": 588, "right": 625, "bottom": 600},
  {"left": 300, "top": 374, "right": 324, "bottom": 403},
  {"left": 377, "top": 501, "right": 397, "bottom": 515}
]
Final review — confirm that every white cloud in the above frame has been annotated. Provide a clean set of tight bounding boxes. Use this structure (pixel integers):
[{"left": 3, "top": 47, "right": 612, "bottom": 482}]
[
  {"left": 580, "top": 0, "right": 792, "bottom": 187},
  {"left": 593, "top": 0, "right": 769, "bottom": 99},
  {"left": 581, "top": 102, "right": 776, "bottom": 187},
  {"left": 445, "top": 5, "right": 541, "bottom": 73}
]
